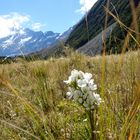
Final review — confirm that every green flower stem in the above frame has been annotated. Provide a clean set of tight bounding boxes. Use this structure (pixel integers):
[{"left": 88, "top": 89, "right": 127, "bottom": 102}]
[{"left": 88, "top": 110, "right": 96, "bottom": 140}]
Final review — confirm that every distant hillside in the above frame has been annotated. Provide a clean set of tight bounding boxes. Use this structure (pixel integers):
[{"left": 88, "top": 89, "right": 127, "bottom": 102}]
[
  {"left": 28, "top": 41, "right": 64, "bottom": 60},
  {"left": 66, "top": 0, "right": 139, "bottom": 53}
]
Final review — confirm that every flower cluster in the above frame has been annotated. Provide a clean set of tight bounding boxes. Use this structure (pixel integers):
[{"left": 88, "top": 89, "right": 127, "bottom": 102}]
[{"left": 64, "top": 69, "right": 103, "bottom": 110}]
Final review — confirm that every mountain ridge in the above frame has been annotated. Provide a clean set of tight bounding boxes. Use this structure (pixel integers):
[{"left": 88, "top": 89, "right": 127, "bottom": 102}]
[
  {"left": 0, "top": 27, "right": 73, "bottom": 57},
  {"left": 66, "top": 0, "right": 140, "bottom": 54}
]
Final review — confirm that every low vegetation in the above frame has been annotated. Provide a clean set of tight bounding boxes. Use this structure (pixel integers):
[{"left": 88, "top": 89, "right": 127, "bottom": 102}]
[{"left": 0, "top": 50, "right": 140, "bottom": 140}]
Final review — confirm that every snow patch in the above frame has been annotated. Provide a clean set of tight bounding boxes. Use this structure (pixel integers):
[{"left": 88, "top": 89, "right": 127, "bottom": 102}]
[
  {"left": 20, "top": 37, "right": 32, "bottom": 44},
  {"left": 46, "top": 34, "right": 59, "bottom": 39},
  {"left": 2, "top": 36, "right": 15, "bottom": 49}
]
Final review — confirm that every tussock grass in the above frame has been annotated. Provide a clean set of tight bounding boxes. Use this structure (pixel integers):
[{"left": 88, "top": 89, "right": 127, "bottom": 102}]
[{"left": 0, "top": 50, "right": 140, "bottom": 140}]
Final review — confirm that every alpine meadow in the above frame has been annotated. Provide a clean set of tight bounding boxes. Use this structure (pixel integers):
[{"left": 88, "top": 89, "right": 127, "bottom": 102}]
[{"left": 0, "top": 0, "right": 140, "bottom": 140}]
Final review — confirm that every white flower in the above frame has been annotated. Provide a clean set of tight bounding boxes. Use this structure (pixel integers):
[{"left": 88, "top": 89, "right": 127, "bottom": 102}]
[
  {"left": 83, "top": 73, "right": 92, "bottom": 82},
  {"left": 90, "top": 84, "right": 97, "bottom": 91},
  {"left": 83, "top": 101, "right": 88, "bottom": 108},
  {"left": 93, "top": 93, "right": 103, "bottom": 105},
  {"left": 64, "top": 77, "right": 72, "bottom": 84},
  {"left": 89, "top": 79, "right": 94, "bottom": 85},
  {"left": 78, "top": 98, "right": 83, "bottom": 104},
  {"left": 81, "top": 86, "right": 90, "bottom": 93},
  {"left": 71, "top": 69, "right": 83, "bottom": 80},
  {"left": 77, "top": 79, "right": 87, "bottom": 88},
  {"left": 64, "top": 69, "right": 84, "bottom": 84},
  {"left": 83, "top": 118, "right": 88, "bottom": 122},
  {"left": 66, "top": 92, "right": 73, "bottom": 99},
  {"left": 88, "top": 79, "right": 97, "bottom": 90},
  {"left": 71, "top": 69, "right": 80, "bottom": 76},
  {"left": 64, "top": 69, "right": 103, "bottom": 110}
]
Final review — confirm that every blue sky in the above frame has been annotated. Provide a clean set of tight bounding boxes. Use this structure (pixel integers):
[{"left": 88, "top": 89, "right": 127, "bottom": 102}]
[{"left": 0, "top": 0, "right": 97, "bottom": 37}]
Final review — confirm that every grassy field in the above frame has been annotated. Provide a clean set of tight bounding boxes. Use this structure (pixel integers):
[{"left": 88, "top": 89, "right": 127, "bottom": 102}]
[{"left": 0, "top": 51, "right": 140, "bottom": 140}]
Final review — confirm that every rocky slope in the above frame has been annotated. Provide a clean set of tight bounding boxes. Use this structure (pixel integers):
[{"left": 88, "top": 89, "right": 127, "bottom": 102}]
[{"left": 66, "top": 0, "right": 139, "bottom": 54}]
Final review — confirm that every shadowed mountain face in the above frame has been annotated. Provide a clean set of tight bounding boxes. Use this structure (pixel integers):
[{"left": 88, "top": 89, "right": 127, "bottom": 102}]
[
  {"left": 66, "top": 0, "right": 139, "bottom": 53},
  {"left": 29, "top": 0, "right": 140, "bottom": 59}
]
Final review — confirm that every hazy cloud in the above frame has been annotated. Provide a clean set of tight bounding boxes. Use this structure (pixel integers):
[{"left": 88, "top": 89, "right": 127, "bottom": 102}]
[
  {"left": 77, "top": 0, "right": 97, "bottom": 14},
  {"left": 0, "top": 12, "right": 46, "bottom": 38},
  {"left": 0, "top": 13, "right": 31, "bottom": 38},
  {"left": 31, "top": 22, "right": 46, "bottom": 31}
]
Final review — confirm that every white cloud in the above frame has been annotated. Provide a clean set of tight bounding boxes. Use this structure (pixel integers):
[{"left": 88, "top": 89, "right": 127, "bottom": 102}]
[
  {"left": 77, "top": 0, "right": 98, "bottom": 14},
  {"left": 0, "top": 12, "right": 46, "bottom": 38},
  {"left": 0, "top": 12, "right": 30, "bottom": 38},
  {"left": 31, "top": 22, "right": 46, "bottom": 31}
]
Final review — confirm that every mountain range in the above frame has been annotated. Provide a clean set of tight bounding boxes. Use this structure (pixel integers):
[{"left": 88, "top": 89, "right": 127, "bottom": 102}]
[
  {"left": 0, "top": 27, "right": 72, "bottom": 57},
  {"left": 0, "top": 0, "right": 139, "bottom": 58},
  {"left": 33, "top": 0, "right": 139, "bottom": 58}
]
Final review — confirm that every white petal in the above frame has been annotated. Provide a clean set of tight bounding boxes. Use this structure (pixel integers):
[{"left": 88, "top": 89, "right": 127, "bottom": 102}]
[
  {"left": 64, "top": 80, "right": 69, "bottom": 84},
  {"left": 90, "top": 84, "right": 97, "bottom": 90},
  {"left": 83, "top": 102, "right": 88, "bottom": 108},
  {"left": 64, "top": 76, "right": 73, "bottom": 84},
  {"left": 78, "top": 98, "right": 83, "bottom": 104},
  {"left": 83, "top": 118, "right": 88, "bottom": 122},
  {"left": 89, "top": 79, "right": 94, "bottom": 85},
  {"left": 77, "top": 79, "right": 87, "bottom": 88},
  {"left": 66, "top": 92, "right": 73, "bottom": 99},
  {"left": 83, "top": 73, "right": 92, "bottom": 81}
]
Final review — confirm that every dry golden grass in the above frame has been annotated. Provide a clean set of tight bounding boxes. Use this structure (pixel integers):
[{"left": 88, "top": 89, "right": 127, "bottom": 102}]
[{"left": 0, "top": 50, "right": 140, "bottom": 140}]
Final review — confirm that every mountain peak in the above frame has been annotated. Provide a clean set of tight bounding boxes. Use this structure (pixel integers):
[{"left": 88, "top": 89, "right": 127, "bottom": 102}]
[
  {"left": 45, "top": 31, "right": 60, "bottom": 36},
  {"left": 0, "top": 28, "right": 60, "bottom": 56},
  {"left": 0, "top": 25, "right": 73, "bottom": 57}
]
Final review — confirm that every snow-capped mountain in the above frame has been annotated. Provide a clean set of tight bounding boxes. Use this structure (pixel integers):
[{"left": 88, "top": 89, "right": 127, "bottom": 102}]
[
  {"left": 58, "top": 27, "right": 73, "bottom": 41},
  {"left": 0, "top": 28, "right": 63, "bottom": 57}
]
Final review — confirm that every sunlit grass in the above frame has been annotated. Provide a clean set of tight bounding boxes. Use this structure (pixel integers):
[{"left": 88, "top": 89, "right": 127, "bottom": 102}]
[
  {"left": 0, "top": 50, "right": 140, "bottom": 140},
  {"left": 0, "top": 1, "right": 140, "bottom": 139}
]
